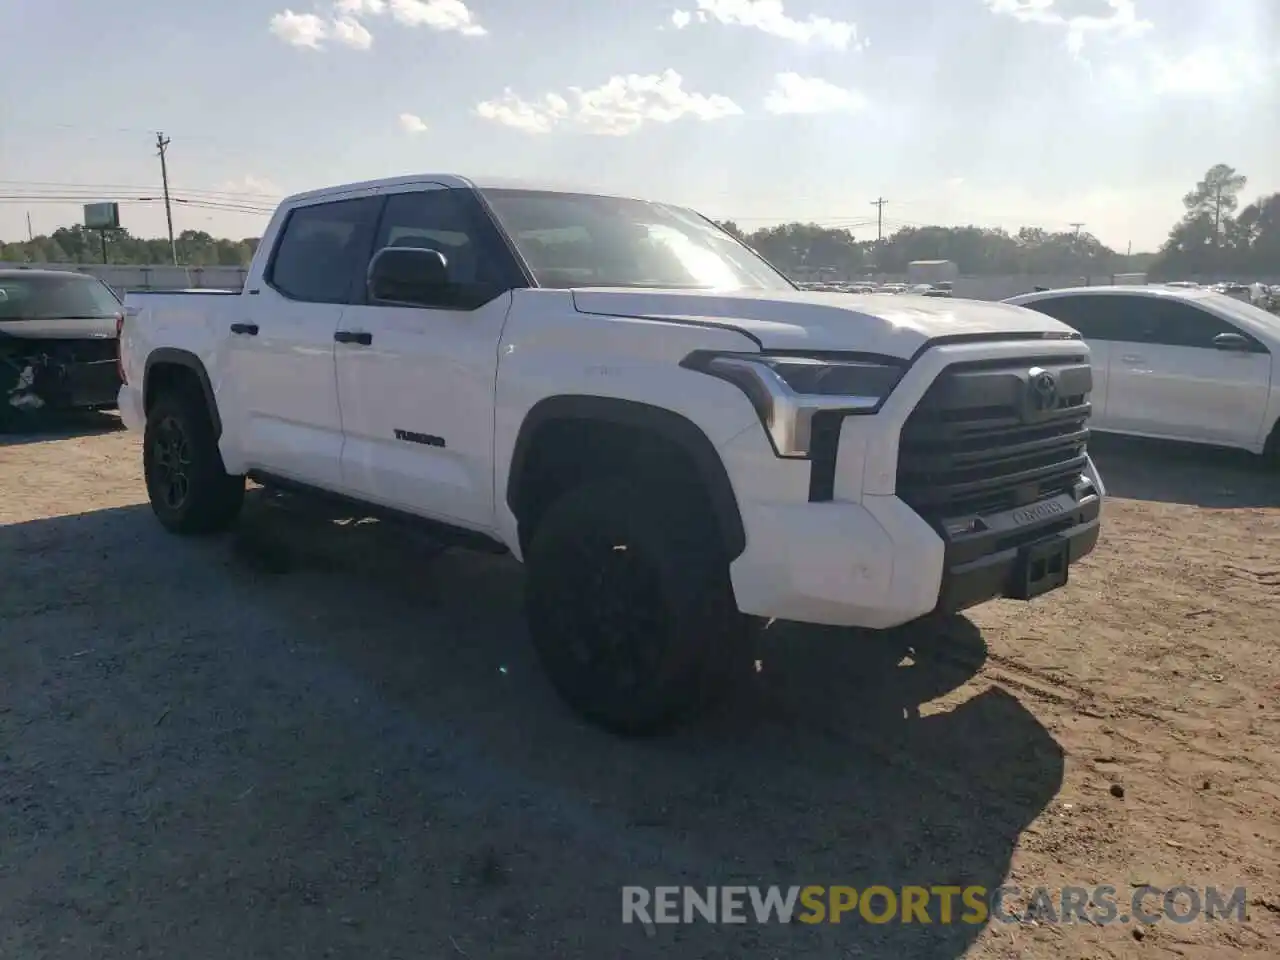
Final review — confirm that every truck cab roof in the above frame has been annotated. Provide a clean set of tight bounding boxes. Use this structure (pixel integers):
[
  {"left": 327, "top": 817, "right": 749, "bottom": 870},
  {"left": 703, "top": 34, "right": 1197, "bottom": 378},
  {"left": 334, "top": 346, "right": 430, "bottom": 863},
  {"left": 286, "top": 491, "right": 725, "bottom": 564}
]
[{"left": 283, "top": 174, "right": 650, "bottom": 207}]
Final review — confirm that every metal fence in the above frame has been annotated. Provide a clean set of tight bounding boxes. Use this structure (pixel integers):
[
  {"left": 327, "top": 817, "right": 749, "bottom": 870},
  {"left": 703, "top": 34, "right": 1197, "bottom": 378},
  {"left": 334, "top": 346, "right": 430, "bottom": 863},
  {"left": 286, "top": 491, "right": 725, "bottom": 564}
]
[
  {"left": 5, "top": 262, "right": 1278, "bottom": 303},
  {"left": 0, "top": 262, "right": 248, "bottom": 293}
]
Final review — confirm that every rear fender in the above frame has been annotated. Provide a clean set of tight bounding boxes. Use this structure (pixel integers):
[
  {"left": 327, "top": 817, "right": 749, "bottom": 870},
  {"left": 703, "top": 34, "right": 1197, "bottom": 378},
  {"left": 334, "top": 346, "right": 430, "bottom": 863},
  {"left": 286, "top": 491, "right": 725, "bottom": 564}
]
[{"left": 143, "top": 348, "right": 222, "bottom": 437}]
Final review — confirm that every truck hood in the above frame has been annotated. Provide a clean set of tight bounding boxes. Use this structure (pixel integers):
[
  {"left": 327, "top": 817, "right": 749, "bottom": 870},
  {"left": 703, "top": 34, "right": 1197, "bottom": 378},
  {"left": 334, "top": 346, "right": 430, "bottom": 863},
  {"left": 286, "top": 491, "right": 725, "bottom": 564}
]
[{"left": 571, "top": 288, "right": 1073, "bottom": 358}]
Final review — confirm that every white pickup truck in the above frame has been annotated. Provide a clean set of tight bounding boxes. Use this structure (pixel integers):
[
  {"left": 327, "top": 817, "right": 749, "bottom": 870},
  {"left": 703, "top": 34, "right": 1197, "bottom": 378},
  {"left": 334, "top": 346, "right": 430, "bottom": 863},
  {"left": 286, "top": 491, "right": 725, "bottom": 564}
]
[{"left": 119, "top": 174, "right": 1105, "bottom": 733}]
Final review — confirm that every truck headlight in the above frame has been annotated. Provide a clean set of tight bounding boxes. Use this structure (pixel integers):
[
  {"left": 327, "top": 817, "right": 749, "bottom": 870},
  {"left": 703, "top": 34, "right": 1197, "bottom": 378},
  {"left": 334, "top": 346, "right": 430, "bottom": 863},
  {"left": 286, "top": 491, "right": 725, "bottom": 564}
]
[{"left": 681, "top": 351, "right": 905, "bottom": 458}]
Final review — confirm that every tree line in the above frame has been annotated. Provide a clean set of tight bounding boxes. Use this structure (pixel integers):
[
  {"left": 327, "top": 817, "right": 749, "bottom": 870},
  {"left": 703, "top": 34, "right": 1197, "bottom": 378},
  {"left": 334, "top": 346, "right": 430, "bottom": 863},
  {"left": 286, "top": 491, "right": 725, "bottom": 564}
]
[
  {"left": 1, "top": 165, "right": 1274, "bottom": 279},
  {"left": 717, "top": 165, "right": 1276, "bottom": 280},
  {"left": 0, "top": 226, "right": 258, "bottom": 270}
]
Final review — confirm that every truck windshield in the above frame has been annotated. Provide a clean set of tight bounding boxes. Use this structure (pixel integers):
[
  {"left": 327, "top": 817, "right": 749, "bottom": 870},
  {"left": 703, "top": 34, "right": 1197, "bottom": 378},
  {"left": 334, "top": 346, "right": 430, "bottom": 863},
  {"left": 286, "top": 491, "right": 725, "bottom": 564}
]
[
  {"left": 478, "top": 189, "right": 795, "bottom": 292},
  {"left": 0, "top": 273, "right": 121, "bottom": 320}
]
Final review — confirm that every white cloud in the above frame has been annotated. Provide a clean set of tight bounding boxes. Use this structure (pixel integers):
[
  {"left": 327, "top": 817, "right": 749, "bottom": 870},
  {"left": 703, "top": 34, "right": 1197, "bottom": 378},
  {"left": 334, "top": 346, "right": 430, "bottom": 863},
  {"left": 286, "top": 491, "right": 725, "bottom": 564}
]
[
  {"left": 386, "top": 0, "right": 486, "bottom": 35},
  {"left": 217, "top": 176, "right": 284, "bottom": 196},
  {"left": 331, "top": 16, "right": 374, "bottom": 48},
  {"left": 476, "top": 70, "right": 742, "bottom": 136},
  {"left": 984, "top": 0, "right": 1151, "bottom": 55},
  {"left": 670, "top": 1, "right": 862, "bottom": 51},
  {"left": 399, "top": 112, "right": 429, "bottom": 133},
  {"left": 335, "top": 0, "right": 385, "bottom": 13},
  {"left": 268, "top": 0, "right": 485, "bottom": 50},
  {"left": 476, "top": 93, "right": 570, "bottom": 134},
  {"left": 763, "top": 73, "right": 866, "bottom": 114},
  {"left": 269, "top": 10, "right": 329, "bottom": 48}
]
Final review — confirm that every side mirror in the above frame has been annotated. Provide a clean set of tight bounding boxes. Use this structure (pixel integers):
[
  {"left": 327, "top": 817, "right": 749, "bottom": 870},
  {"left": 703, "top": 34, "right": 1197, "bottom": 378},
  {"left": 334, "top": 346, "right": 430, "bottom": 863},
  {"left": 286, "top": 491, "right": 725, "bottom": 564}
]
[
  {"left": 1212, "top": 331, "right": 1251, "bottom": 352},
  {"left": 368, "top": 245, "right": 449, "bottom": 305}
]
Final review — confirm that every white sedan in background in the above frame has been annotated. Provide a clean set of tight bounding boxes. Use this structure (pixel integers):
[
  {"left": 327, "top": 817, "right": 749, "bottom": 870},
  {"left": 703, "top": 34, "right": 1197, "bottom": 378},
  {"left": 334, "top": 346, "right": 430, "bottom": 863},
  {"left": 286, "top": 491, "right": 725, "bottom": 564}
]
[{"left": 1006, "top": 285, "right": 1280, "bottom": 462}]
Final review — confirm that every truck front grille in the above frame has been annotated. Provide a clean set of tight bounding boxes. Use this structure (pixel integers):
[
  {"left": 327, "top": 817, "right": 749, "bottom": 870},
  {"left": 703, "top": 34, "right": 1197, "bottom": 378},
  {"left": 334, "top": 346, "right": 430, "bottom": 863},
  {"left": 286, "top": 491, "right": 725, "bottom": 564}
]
[{"left": 895, "top": 355, "right": 1092, "bottom": 524}]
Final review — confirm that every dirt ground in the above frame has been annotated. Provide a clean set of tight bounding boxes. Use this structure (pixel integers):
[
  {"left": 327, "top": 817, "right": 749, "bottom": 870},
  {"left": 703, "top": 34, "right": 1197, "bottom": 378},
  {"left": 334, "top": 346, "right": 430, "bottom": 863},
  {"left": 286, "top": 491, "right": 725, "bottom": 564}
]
[{"left": 1, "top": 415, "right": 1278, "bottom": 959}]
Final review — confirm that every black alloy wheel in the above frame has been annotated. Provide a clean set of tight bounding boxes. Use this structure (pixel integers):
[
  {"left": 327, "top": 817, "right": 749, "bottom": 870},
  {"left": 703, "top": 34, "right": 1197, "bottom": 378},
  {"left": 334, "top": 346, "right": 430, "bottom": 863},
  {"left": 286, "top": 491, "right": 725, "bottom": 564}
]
[{"left": 150, "top": 414, "right": 193, "bottom": 511}]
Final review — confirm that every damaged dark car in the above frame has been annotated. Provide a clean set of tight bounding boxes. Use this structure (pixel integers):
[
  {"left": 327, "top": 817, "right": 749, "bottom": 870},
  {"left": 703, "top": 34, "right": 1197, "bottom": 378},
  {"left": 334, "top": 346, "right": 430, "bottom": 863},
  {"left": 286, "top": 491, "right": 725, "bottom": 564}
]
[{"left": 0, "top": 269, "right": 123, "bottom": 428}]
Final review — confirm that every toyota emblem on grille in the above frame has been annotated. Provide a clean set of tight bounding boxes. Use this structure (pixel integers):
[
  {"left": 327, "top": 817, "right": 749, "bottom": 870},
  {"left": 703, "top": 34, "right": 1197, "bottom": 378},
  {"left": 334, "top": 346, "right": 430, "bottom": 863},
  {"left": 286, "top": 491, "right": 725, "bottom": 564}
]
[{"left": 1027, "top": 367, "right": 1058, "bottom": 411}]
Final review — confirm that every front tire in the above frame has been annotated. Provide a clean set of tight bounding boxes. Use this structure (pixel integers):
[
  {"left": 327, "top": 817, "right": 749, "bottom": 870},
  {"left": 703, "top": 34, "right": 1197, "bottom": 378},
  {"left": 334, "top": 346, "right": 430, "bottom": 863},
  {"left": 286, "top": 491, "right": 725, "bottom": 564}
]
[
  {"left": 143, "top": 387, "right": 244, "bottom": 535},
  {"left": 524, "top": 476, "right": 744, "bottom": 735}
]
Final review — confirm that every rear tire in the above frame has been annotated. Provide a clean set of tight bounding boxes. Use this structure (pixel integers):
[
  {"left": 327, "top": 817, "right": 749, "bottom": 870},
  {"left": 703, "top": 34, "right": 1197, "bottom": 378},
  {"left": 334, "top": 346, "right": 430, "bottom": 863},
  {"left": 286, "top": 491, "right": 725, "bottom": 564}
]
[
  {"left": 524, "top": 476, "right": 745, "bottom": 735},
  {"left": 143, "top": 386, "right": 244, "bottom": 535}
]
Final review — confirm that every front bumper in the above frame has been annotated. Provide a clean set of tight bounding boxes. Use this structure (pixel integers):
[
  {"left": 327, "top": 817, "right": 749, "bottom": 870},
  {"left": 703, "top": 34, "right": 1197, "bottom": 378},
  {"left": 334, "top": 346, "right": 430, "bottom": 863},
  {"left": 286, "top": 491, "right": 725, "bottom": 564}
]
[
  {"left": 717, "top": 337, "right": 1105, "bottom": 630},
  {"left": 935, "top": 480, "right": 1101, "bottom": 614},
  {"left": 118, "top": 382, "right": 145, "bottom": 432},
  {"left": 726, "top": 453, "right": 1102, "bottom": 629}
]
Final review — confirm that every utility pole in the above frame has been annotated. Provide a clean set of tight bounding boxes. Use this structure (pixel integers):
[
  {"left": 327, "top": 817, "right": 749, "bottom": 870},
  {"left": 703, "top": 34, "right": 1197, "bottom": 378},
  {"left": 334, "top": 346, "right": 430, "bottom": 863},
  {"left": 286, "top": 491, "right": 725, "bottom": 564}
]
[
  {"left": 870, "top": 197, "right": 888, "bottom": 242},
  {"left": 1067, "top": 223, "right": 1087, "bottom": 281},
  {"left": 156, "top": 131, "right": 177, "bottom": 264},
  {"left": 26, "top": 211, "right": 33, "bottom": 241},
  {"left": 1213, "top": 184, "right": 1224, "bottom": 244}
]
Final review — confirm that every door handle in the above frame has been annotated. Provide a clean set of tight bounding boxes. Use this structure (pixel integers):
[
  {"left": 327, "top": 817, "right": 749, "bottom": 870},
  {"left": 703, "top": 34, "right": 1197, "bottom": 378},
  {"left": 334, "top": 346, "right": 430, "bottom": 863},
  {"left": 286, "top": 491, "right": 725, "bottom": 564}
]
[
  {"left": 334, "top": 330, "right": 373, "bottom": 346},
  {"left": 1119, "top": 354, "right": 1144, "bottom": 363},
  {"left": 230, "top": 322, "right": 259, "bottom": 336}
]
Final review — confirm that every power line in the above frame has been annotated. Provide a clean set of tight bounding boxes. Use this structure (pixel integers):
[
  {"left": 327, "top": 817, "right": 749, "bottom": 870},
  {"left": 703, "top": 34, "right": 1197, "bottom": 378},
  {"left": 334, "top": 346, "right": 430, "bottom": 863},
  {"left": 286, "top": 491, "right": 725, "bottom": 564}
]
[
  {"left": 0, "top": 179, "right": 283, "bottom": 201},
  {"left": 0, "top": 191, "right": 275, "bottom": 211},
  {"left": 0, "top": 195, "right": 276, "bottom": 216},
  {"left": 0, "top": 191, "right": 275, "bottom": 212},
  {"left": 172, "top": 198, "right": 276, "bottom": 214}
]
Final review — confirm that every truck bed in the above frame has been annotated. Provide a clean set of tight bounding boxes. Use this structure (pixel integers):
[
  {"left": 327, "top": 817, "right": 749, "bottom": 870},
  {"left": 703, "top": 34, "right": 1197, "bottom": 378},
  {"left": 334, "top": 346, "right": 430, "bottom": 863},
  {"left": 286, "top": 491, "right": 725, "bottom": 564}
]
[{"left": 120, "top": 290, "right": 244, "bottom": 388}]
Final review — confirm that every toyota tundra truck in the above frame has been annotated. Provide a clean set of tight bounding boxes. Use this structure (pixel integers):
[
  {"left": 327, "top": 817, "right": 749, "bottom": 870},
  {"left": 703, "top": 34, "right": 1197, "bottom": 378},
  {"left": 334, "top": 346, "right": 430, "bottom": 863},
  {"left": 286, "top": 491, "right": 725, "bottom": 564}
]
[{"left": 117, "top": 174, "right": 1105, "bottom": 734}]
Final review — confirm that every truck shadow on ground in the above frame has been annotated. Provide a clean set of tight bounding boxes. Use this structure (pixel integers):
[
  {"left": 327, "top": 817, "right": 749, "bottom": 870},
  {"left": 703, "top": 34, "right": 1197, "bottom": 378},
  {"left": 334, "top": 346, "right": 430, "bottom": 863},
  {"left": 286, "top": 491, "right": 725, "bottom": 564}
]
[
  {"left": 1088, "top": 432, "right": 1279, "bottom": 508},
  {"left": 1, "top": 495, "right": 1064, "bottom": 960},
  {"left": 0, "top": 409, "right": 124, "bottom": 447}
]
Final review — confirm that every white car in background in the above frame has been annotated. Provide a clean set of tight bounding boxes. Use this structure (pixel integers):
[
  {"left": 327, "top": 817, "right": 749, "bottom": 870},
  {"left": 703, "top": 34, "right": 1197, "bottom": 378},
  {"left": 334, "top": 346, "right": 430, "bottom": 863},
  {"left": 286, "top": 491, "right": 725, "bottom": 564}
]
[{"left": 1007, "top": 285, "right": 1280, "bottom": 462}]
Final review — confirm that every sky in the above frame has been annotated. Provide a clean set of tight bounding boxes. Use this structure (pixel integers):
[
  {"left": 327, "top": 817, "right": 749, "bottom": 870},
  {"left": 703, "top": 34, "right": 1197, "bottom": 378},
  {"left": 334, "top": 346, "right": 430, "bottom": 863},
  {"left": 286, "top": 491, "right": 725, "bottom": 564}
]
[{"left": 2, "top": 0, "right": 1277, "bottom": 252}]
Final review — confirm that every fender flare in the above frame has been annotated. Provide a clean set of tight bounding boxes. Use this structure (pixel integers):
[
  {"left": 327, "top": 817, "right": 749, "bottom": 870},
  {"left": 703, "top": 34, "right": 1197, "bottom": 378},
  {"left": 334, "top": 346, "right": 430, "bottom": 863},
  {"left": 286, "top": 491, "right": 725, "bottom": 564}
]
[
  {"left": 507, "top": 395, "right": 746, "bottom": 559},
  {"left": 143, "top": 348, "right": 222, "bottom": 437}
]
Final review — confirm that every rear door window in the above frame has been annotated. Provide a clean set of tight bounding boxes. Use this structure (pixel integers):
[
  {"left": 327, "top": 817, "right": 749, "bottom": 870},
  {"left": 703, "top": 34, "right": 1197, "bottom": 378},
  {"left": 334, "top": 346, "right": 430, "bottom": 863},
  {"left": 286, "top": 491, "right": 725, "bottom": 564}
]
[{"left": 266, "top": 196, "right": 383, "bottom": 303}]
